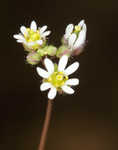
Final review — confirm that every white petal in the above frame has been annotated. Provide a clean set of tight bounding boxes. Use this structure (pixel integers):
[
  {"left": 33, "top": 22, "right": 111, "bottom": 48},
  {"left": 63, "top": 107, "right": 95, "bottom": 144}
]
[
  {"left": 78, "top": 20, "right": 85, "bottom": 27},
  {"left": 83, "top": 23, "right": 87, "bottom": 32},
  {"left": 37, "top": 40, "right": 43, "bottom": 45},
  {"left": 73, "top": 24, "right": 87, "bottom": 49},
  {"left": 41, "top": 31, "right": 51, "bottom": 37},
  {"left": 64, "top": 62, "right": 79, "bottom": 76},
  {"left": 48, "top": 87, "right": 57, "bottom": 100},
  {"left": 40, "top": 82, "right": 52, "bottom": 91},
  {"left": 64, "top": 33, "right": 70, "bottom": 39},
  {"left": 40, "top": 25, "right": 47, "bottom": 34},
  {"left": 20, "top": 26, "right": 27, "bottom": 35},
  {"left": 68, "top": 33, "right": 77, "bottom": 48},
  {"left": 44, "top": 58, "right": 54, "bottom": 74},
  {"left": 30, "top": 20, "right": 37, "bottom": 32},
  {"left": 61, "top": 85, "right": 74, "bottom": 94},
  {"left": 58, "top": 55, "right": 68, "bottom": 72},
  {"left": 16, "top": 40, "right": 24, "bottom": 43},
  {"left": 27, "top": 42, "right": 35, "bottom": 46},
  {"left": 13, "top": 34, "right": 25, "bottom": 40},
  {"left": 65, "top": 24, "right": 74, "bottom": 34},
  {"left": 65, "top": 78, "right": 79, "bottom": 86},
  {"left": 36, "top": 67, "right": 50, "bottom": 78}
]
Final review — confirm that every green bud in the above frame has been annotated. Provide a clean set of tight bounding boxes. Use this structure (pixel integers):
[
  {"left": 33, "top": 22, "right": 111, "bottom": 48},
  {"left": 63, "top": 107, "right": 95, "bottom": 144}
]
[
  {"left": 26, "top": 52, "right": 41, "bottom": 65},
  {"left": 45, "top": 45, "right": 57, "bottom": 56},
  {"left": 37, "top": 48, "right": 45, "bottom": 57},
  {"left": 37, "top": 45, "right": 57, "bottom": 57},
  {"left": 56, "top": 45, "right": 70, "bottom": 58}
]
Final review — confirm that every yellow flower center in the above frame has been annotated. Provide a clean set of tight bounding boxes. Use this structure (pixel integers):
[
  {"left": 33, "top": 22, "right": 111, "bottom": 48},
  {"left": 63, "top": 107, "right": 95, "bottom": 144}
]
[
  {"left": 74, "top": 25, "right": 81, "bottom": 33},
  {"left": 46, "top": 71, "right": 68, "bottom": 88},
  {"left": 24, "top": 28, "right": 41, "bottom": 50},
  {"left": 24, "top": 28, "right": 40, "bottom": 42}
]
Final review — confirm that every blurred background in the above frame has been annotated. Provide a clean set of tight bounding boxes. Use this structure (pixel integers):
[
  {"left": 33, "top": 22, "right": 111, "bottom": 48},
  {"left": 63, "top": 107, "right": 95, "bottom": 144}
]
[{"left": 0, "top": 0, "right": 116, "bottom": 150}]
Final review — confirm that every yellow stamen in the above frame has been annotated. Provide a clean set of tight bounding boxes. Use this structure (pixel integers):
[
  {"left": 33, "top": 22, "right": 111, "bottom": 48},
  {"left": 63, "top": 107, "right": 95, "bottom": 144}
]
[
  {"left": 24, "top": 28, "right": 41, "bottom": 50},
  {"left": 74, "top": 25, "right": 81, "bottom": 33},
  {"left": 45, "top": 71, "right": 68, "bottom": 88}
]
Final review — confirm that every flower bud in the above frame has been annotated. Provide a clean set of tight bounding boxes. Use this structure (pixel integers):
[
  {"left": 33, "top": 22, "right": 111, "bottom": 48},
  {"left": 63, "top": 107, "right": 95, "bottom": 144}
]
[
  {"left": 56, "top": 45, "right": 70, "bottom": 58},
  {"left": 37, "top": 45, "right": 57, "bottom": 57},
  {"left": 62, "top": 20, "right": 87, "bottom": 56},
  {"left": 26, "top": 52, "right": 41, "bottom": 65}
]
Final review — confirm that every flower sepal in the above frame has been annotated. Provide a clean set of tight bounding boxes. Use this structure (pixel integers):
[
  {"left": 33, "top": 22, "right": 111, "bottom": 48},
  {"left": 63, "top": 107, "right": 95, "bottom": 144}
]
[
  {"left": 56, "top": 45, "right": 70, "bottom": 58},
  {"left": 23, "top": 43, "right": 34, "bottom": 52},
  {"left": 37, "top": 45, "right": 57, "bottom": 57},
  {"left": 71, "top": 43, "right": 86, "bottom": 56},
  {"left": 26, "top": 51, "right": 41, "bottom": 65}
]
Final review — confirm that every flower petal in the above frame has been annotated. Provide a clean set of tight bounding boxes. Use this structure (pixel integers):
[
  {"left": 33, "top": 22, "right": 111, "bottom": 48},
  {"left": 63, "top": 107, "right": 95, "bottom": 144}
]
[
  {"left": 40, "top": 25, "right": 47, "bottom": 34},
  {"left": 16, "top": 40, "right": 24, "bottom": 43},
  {"left": 65, "top": 78, "right": 79, "bottom": 86},
  {"left": 37, "top": 40, "right": 43, "bottom": 45},
  {"left": 27, "top": 42, "right": 35, "bottom": 46},
  {"left": 13, "top": 34, "right": 25, "bottom": 40},
  {"left": 20, "top": 26, "right": 27, "bottom": 35},
  {"left": 36, "top": 67, "right": 50, "bottom": 78},
  {"left": 48, "top": 87, "right": 57, "bottom": 100},
  {"left": 65, "top": 24, "right": 74, "bottom": 34},
  {"left": 41, "top": 31, "right": 51, "bottom": 37},
  {"left": 68, "top": 33, "right": 77, "bottom": 48},
  {"left": 64, "top": 62, "right": 79, "bottom": 76},
  {"left": 44, "top": 58, "right": 54, "bottom": 74},
  {"left": 64, "top": 24, "right": 74, "bottom": 39},
  {"left": 73, "top": 24, "right": 87, "bottom": 49},
  {"left": 30, "top": 20, "right": 37, "bottom": 32},
  {"left": 40, "top": 82, "right": 52, "bottom": 91},
  {"left": 58, "top": 55, "right": 68, "bottom": 72},
  {"left": 64, "top": 33, "right": 70, "bottom": 39},
  {"left": 61, "top": 85, "right": 74, "bottom": 94},
  {"left": 78, "top": 20, "right": 85, "bottom": 27}
]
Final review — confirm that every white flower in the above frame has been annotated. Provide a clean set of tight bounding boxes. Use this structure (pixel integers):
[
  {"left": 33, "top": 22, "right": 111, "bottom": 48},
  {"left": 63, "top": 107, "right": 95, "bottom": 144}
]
[
  {"left": 36, "top": 55, "right": 79, "bottom": 100},
  {"left": 64, "top": 20, "right": 87, "bottom": 51},
  {"left": 13, "top": 20, "right": 51, "bottom": 50}
]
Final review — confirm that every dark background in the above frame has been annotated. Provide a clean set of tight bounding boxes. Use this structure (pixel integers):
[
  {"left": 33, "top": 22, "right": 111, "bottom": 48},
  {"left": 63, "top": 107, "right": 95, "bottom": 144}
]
[{"left": 0, "top": 0, "right": 116, "bottom": 150}]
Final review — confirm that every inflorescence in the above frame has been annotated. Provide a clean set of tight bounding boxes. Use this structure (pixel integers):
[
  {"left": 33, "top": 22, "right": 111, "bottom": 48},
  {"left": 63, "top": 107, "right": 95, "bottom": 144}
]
[{"left": 13, "top": 19, "right": 87, "bottom": 99}]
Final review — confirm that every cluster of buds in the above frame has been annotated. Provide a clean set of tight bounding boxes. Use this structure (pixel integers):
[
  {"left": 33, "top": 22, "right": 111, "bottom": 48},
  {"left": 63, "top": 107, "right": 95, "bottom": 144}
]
[
  {"left": 13, "top": 20, "right": 87, "bottom": 65},
  {"left": 13, "top": 19, "right": 87, "bottom": 99}
]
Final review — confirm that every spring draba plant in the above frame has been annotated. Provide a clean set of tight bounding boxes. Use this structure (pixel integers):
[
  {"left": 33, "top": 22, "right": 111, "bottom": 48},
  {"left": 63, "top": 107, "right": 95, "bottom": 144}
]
[{"left": 13, "top": 19, "right": 87, "bottom": 150}]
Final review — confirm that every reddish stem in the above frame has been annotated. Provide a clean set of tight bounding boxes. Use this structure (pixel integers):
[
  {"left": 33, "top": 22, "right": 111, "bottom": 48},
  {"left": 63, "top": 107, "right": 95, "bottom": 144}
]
[{"left": 38, "top": 100, "right": 53, "bottom": 150}]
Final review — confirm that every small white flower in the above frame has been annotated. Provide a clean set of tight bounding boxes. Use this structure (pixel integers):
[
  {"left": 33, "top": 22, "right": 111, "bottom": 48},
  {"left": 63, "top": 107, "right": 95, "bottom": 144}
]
[
  {"left": 64, "top": 20, "right": 87, "bottom": 51},
  {"left": 13, "top": 20, "right": 51, "bottom": 50},
  {"left": 36, "top": 55, "right": 79, "bottom": 100}
]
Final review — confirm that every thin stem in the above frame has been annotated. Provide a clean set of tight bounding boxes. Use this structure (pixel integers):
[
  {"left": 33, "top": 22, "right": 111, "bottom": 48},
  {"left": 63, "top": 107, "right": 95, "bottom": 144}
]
[{"left": 38, "top": 100, "right": 53, "bottom": 150}]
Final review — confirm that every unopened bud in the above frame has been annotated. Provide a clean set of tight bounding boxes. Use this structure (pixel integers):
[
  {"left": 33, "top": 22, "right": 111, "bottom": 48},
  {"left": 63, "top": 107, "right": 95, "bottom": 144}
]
[
  {"left": 56, "top": 45, "right": 70, "bottom": 58},
  {"left": 37, "top": 45, "right": 57, "bottom": 57},
  {"left": 26, "top": 52, "right": 41, "bottom": 65}
]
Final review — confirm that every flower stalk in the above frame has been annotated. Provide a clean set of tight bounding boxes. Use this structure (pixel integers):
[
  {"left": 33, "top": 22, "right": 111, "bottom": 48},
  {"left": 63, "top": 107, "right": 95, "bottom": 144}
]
[{"left": 38, "top": 100, "right": 53, "bottom": 150}]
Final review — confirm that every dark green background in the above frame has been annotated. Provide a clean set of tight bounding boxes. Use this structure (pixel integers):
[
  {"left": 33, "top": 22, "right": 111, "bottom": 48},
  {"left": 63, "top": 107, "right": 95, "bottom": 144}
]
[{"left": 0, "top": 0, "right": 116, "bottom": 150}]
